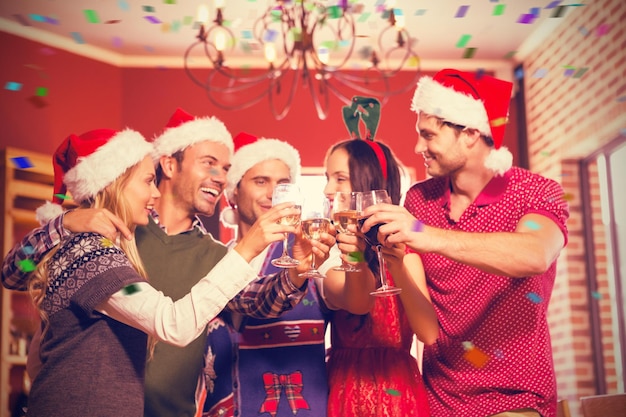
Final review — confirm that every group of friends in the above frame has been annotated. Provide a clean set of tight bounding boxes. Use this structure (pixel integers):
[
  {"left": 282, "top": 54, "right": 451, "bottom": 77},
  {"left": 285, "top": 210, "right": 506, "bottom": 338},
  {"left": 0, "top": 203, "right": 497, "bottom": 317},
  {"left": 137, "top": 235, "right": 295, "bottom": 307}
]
[{"left": 1, "top": 68, "right": 569, "bottom": 417}]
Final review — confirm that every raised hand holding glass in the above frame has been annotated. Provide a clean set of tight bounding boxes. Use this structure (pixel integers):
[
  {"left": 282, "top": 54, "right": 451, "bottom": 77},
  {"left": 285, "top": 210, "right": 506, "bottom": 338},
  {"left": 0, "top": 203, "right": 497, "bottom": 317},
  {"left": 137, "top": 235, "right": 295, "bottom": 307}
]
[
  {"left": 299, "top": 197, "right": 332, "bottom": 278},
  {"left": 271, "top": 183, "right": 303, "bottom": 268},
  {"left": 357, "top": 190, "right": 402, "bottom": 296},
  {"left": 331, "top": 191, "right": 361, "bottom": 272}
]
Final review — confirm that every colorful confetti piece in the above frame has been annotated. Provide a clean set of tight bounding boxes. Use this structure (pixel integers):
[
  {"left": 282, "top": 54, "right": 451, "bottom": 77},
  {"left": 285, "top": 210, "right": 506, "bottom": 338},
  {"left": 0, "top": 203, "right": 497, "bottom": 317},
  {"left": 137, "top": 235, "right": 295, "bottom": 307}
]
[
  {"left": 596, "top": 24, "right": 611, "bottom": 37},
  {"left": 35, "top": 87, "right": 48, "bottom": 97},
  {"left": 524, "top": 220, "right": 541, "bottom": 230},
  {"left": 101, "top": 238, "right": 114, "bottom": 247},
  {"left": 463, "top": 346, "right": 490, "bottom": 368},
  {"left": 145, "top": 15, "right": 161, "bottom": 24},
  {"left": 10, "top": 156, "right": 34, "bottom": 169},
  {"left": 347, "top": 251, "right": 365, "bottom": 262},
  {"left": 526, "top": 292, "right": 543, "bottom": 303},
  {"left": 22, "top": 246, "right": 35, "bottom": 255},
  {"left": 545, "top": 1, "right": 562, "bottom": 8},
  {"left": 17, "top": 259, "right": 37, "bottom": 273},
  {"left": 532, "top": 68, "right": 548, "bottom": 78},
  {"left": 5, "top": 82, "right": 22, "bottom": 91},
  {"left": 83, "top": 9, "right": 100, "bottom": 23},
  {"left": 142, "top": 5, "right": 155, "bottom": 12},
  {"left": 551, "top": 6, "right": 567, "bottom": 18},
  {"left": 462, "top": 47, "right": 477, "bottom": 59},
  {"left": 455, "top": 5, "right": 469, "bottom": 18},
  {"left": 591, "top": 291, "right": 602, "bottom": 300},
  {"left": 493, "top": 4, "right": 505, "bottom": 16},
  {"left": 122, "top": 284, "right": 141, "bottom": 295},
  {"left": 490, "top": 117, "right": 507, "bottom": 127},
  {"left": 517, "top": 14, "right": 536, "bottom": 24},
  {"left": 456, "top": 34, "right": 471, "bottom": 48},
  {"left": 386, "top": 388, "right": 401, "bottom": 396},
  {"left": 71, "top": 32, "right": 86, "bottom": 44}
]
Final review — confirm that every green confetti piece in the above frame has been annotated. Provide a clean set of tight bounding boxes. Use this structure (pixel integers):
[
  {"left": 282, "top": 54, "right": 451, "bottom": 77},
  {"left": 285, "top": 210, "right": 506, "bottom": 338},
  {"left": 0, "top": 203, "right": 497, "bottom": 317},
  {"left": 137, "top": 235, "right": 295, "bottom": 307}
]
[
  {"left": 164, "top": 0, "right": 176, "bottom": 3},
  {"left": 591, "top": 291, "right": 602, "bottom": 300},
  {"left": 183, "top": 16, "right": 193, "bottom": 25},
  {"left": 328, "top": 5, "right": 342, "bottom": 18},
  {"left": 456, "top": 34, "right": 471, "bottom": 48},
  {"left": 54, "top": 193, "right": 71, "bottom": 200},
  {"left": 347, "top": 251, "right": 364, "bottom": 262},
  {"left": 462, "top": 47, "right": 476, "bottom": 59},
  {"left": 17, "top": 259, "right": 37, "bottom": 273},
  {"left": 142, "top": 5, "right": 155, "bottom": 13},
  {"left": 357, "top": 12, "right": 370, "bottom": 23},
  {"left": 35, "top": 87, "right": 48, "bottom": 97},
  {"left": 524, "top": 220, "right": 541, "bottom": 230},
  {"left": 386, "top": 388, "right": 401, "bottom": 396},
  {"left": 573, "top": 67, "right": 589, "bottom": 79},
  {"left": 122, "top": 284, "right": 140, "bottom": 295},
  {"left": 83, "top": 9, "right": 100, "bottom": 23},
  {"left": 493, "top": 4, "right": 506, "bottom": 16}
]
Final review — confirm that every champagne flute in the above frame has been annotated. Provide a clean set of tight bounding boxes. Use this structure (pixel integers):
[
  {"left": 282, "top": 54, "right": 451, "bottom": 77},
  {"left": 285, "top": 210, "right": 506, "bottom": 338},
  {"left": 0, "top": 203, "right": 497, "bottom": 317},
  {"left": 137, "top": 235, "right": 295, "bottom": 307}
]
[
  {"left": 271, "top": 183, "right": 303, "bottom": 268},
  {"left": 299, "top": 197, "right": 332, "bottom": 278},
  {"left": 331, "top": 191, "right": 361, "bottom": 272},
  {"left": 357, "top": 190, "right": 402, "bottom": 297}
]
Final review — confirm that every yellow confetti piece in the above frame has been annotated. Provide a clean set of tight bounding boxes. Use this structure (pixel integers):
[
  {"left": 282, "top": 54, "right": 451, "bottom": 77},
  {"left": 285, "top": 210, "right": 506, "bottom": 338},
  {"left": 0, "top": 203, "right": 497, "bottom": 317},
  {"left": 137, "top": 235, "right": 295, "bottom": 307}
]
[
  {"left": 100, "top": 238, "right": 114, "bottom": 247},
  {"left": 490, "top": 117, "right": 508, "bottom": 127},
  {"left": 347, "top": 251, "right": 364, "bottom": 262}
]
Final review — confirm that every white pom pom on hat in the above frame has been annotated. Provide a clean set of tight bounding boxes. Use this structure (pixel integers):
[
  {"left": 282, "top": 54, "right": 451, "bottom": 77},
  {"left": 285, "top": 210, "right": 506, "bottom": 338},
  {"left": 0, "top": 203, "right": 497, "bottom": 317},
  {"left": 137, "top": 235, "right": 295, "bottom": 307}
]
[{"left": 411, "top": 68, "right": 514, "bottom": 175}]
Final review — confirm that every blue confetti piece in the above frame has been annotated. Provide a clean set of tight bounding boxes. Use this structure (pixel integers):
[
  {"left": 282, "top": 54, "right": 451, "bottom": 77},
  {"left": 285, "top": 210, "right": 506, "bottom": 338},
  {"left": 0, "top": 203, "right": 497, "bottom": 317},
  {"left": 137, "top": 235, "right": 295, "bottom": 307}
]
[
  {"left": 5, "top": 81, "right": 22, "bottom": 91},
  {"left": 514, "top": 68, "right": 524, "bottom": 80},
  {"left": 578, "top": 26, "right": 590, "bottom": 36},
  {"left": 10, "top": 156, "right": 34, "bottom": 169},
  {"left": 22, "top": 246, "right": 35, "bottom": 255},
  {"left": 264, "top": 28, "right": 278, "bottom": 42},
  {"left": 526, "top": 292, "right": 543, "bottom": 303},
  {"left": 524, "top": 220, "right": 541, "bottom": 230},
  {"left": 118, "top": 0, "right": 130, "bottom": 11},
  {"left": 591, "top": 291, "right": 601, "bottom": 300},
  {"left": 71, "top": 32, "right": 86, "bottom": 44},
  {"left": 529, "top": 7, "right": 541, "bottom": 17},
  {"left": 545, "top": 1, "right": 561, "bottom": 9},
  {"left": 29, "top": 14, "right": 47, "bottom": 22}
]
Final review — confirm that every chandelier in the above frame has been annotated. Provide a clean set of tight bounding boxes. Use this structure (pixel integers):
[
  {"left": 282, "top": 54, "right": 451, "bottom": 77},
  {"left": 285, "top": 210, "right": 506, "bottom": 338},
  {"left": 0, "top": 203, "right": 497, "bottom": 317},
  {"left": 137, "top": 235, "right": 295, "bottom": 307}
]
[{"left": 184, "top": 0, "right": 421, "bottom": 120}]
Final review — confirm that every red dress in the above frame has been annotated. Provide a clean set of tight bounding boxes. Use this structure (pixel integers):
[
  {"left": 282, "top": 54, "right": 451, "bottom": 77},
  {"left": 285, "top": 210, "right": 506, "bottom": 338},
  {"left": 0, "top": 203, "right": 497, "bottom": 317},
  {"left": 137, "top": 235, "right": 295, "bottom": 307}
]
[{"left": 326, "top": 273, "right": 431, "bottom": 417}]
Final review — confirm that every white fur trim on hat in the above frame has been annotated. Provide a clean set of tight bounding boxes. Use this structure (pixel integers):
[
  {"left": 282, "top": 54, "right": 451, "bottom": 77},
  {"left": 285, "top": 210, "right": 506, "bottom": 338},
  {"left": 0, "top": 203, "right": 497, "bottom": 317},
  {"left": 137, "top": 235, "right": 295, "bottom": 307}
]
[
  {"left": 484, "top": 146, "right": 513, "bottom": 176},
  {"left": 64, "top": 129, "right": 153, "bottom": 203},
  {"left": 152, "top": 116, "right": 234, "bottom": 160},
  {"left": 224, "top": 138, "right": 301, "bottom": 204},
  {"left": 219, "top": 205, "right": 240, "bottom": 228},
  {"left": 35, "top": 201, "right": 64, "bottom": 225},
  {"left": 411, "top": 76, "right": 491, "bottom": 137}
]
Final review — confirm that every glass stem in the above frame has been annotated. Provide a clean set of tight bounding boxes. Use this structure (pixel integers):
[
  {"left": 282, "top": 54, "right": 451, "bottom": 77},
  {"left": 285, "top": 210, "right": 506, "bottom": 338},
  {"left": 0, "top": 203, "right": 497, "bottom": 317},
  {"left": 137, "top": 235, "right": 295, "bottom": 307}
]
[
  {"left": 375, "top": 245, "right": 387, "bottom": 288},
  {"left": 282, "top": 233, "right": 289, "bottom": 257},
  {"left": 310, "top": 251, "right": 316, "bottom": 270}
]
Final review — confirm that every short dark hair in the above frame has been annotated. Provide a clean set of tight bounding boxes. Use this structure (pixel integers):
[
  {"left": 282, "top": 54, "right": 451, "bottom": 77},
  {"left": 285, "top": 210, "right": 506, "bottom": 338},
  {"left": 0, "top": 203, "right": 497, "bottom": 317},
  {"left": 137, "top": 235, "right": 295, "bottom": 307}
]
[{"left": 155, "top": 149, "right": 185, "bottom": 186}]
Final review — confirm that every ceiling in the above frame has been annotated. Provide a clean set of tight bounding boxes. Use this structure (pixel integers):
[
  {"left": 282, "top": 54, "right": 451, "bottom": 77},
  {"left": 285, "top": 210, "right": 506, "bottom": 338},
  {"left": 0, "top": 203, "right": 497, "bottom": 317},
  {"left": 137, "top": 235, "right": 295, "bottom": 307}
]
[{"left": 0, "top": 0, "right": 576, "bottom": 71}]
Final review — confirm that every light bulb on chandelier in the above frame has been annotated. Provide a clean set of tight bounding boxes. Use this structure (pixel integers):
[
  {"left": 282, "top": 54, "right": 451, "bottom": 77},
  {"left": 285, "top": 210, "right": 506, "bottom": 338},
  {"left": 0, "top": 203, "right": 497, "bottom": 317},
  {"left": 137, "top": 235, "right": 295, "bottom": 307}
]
[{"left": 184, "top": 0, "right": 422, "bottom": 120}]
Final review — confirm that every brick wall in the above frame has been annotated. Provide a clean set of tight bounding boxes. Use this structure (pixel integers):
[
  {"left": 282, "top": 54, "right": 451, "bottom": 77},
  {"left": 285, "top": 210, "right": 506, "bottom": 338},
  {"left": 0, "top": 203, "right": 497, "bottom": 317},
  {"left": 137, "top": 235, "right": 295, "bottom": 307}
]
[{"left": 523, "top": 0, "right": 626, "bottom": 416}]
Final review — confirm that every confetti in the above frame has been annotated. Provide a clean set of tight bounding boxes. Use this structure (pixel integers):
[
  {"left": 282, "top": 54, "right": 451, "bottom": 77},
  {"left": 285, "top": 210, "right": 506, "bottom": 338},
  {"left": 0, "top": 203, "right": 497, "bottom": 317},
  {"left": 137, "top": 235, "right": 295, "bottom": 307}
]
[
  {"left": 84, "top": 9, "right": 100, "bottom": 23},
  {"left": 29, "top": 14, "right": 47, "bottom": 23},
  {"left": 35, "top": 87, "right": 48, "bottom": 97},
  {"left": 540, "top": 151, "right": 551, "bottom": 156},
  {"left": 573, "top": 68, "right": 588, "bottom": 79},
  {"left": 524, "top": 220, "right": 541, "bottom": 230},
  {"left": 591, "top": 291, "right": 601, "bottom": 300},
  {"left": 71, "top": 32, "right": 86, "bottom": 44},
  {"left": 122, "top": 284, "right": 141, "bottom": 295},
  {"left": 105, "top": 19, "right": 121, "bottom": 24},
  {"left": 5, "top": 82, "right": 22, "bottom": 91},
  {"left": 517, "top": 14, "right": 536, "bottom": 24},
  {"left": 493, "top": 4, "right": 505, "bottom": 16},
  {"left": 578, "top": 26, "right": 590, "bottom": 36},
  {"left": 545, "top": 1, "right": 562, "bottom": 8},
  {"left": 564, "top": 68, "right": 576, "bottom": 77},
  {"left": 463, "top": 345, "right": 490, "bottom": 368},
  {"left": 328, "top": 5, "right": 342, "bottom": 18},
  {"left": 596, "top": 24, "right": 611, "bottom": 37},
  {"left": 357, "top": 12, "right": 371, "bottom": 23},
  {"left": 10, "top": 156, "right": 34, "bottom": 169},
  {"left": 17, "top": 259, "right": 37, "bottom": 273},
  {"left": 118, "top": 0, "right": 130, "bottom": 11},
  {"left": 54, "top": 193, "right": 71, "bottom": 200},
  {"left": 455, "top": 5, "right": 469, "bottom": 18},
  {"left": 532, "top": 68, "right": 548, "bottom": 78},
  {"left": 264, "top": 28, "right": 279, "bottom": 42},
  {"left": 22, "top": 246, "right": 35, "bottom": 255},
  {"left": 101, "top": 238, "right": 114, "bottom": 247},
  {"left": 490, "top": 117, "right": 507, "bottom": 127},
  {"left": 456, "top": 34, "right": 471, "bottom": 48},
  {"left": 386, "top": 388, "right": 401, "bottom": 396},
  {"left": 462, "top": 47, "right": 477, "bottom": 59},
  {"left": 415, "top": 9, "right": 427, "bottom": 16},
  {"left": 112, "top": 36, "right": 123, "bottom": 48},
  {"left": 347, "top": 251, "right": 364, "bottom": 262},
  {"left": 562, "top": 193, "right": 574, "bottom": 201},
  {"left": 164, "top": 0, "right": 176, "bottom": 4},
  {"left": 504, "top": 51, "right": 517, "bottom": 59},
  {"left": 551, "top": 6, "right": 567, "bottom": 18},
  {"left": 142, "top": 5, "right": 155, "bottom": 12},
  {"left": 145, "top": 16, "right": 161, "bottom": 24},
  {"left": 526, "top": 292, "right": 543, "bottom": 303},
  {"left": 412, "top": 220, "right": 425, "bottom": 232}
]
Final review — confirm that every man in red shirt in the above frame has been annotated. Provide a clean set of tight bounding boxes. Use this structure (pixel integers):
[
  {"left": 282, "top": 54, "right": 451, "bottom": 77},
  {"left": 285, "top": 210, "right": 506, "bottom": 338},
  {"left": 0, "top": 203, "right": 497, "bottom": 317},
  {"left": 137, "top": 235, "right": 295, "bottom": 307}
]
[{"left": 361, "top": 69, "right": 569, "bottom": 417}]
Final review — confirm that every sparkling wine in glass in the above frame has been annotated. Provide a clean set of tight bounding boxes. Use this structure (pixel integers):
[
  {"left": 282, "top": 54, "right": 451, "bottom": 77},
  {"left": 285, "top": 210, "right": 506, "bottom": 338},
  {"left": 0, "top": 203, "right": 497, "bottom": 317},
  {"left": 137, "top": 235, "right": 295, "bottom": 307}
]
[
  {"left": 299, "top": 199, "right": 332, "bottom": 278},
  {"left": 357, "top": 190, "right": 402, "bottom": 297},
  {"left": 271, "top": 183, "right": 302, "bottom": 268},
  {"left": 331, "top": 191, "right": 361, "bottom": 272}
]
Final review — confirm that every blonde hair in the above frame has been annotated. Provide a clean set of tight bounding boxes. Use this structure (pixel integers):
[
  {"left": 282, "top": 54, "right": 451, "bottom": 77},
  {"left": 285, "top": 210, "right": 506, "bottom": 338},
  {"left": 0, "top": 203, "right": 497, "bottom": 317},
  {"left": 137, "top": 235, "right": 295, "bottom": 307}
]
[{"left": 29, "top": 162, "right": 153, "bottom": 349}]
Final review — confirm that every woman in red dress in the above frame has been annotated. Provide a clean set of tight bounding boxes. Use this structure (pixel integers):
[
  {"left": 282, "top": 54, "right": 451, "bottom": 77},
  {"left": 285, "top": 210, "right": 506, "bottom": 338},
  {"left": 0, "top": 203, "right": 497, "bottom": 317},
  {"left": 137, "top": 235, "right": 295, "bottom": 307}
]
[{"left": 322, "top": 138, "right": 439, "bottom": 417}]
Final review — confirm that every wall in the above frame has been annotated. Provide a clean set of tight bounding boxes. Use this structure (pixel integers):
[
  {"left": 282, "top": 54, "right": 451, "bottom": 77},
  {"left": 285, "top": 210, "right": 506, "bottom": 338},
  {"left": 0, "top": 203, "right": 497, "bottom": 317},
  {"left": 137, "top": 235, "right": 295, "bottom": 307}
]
[{"left": 523, "top": 0, "right": 626, "bottom": 415}]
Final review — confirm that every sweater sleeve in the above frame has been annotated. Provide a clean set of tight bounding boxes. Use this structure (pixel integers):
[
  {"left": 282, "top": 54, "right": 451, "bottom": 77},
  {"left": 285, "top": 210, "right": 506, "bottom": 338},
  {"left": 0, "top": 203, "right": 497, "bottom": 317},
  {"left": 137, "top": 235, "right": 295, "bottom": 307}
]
[{"left": 96, "top": 250, "right": 258, "bottom": 347}]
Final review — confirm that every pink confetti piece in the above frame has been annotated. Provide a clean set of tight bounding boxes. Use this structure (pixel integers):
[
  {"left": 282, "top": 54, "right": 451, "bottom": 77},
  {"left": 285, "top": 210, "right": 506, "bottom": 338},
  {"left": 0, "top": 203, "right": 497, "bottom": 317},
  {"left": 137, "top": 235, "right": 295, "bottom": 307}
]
[{"left": 595, "top": 24, "right": 611, "bottom": 37}]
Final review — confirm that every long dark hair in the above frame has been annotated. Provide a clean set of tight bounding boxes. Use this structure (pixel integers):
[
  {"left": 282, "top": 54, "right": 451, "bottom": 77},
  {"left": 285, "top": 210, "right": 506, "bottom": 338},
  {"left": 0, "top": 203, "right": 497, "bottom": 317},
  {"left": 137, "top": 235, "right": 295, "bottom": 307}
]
[{"left": 327, "top": 139, "right": 402, "bottom": 275}]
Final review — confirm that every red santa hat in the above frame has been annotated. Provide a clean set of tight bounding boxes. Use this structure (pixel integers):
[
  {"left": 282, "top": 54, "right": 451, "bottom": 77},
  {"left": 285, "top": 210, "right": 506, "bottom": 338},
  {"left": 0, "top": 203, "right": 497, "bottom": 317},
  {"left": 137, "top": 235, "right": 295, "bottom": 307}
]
[
  {"left": 411, "top": 68, "right": 514, "bottom": 175},
  {"left": 152, "top": 107, "right": 234, "bottom": 160},
  {"left": 36, "top": 128, "right": 153, "bottom": 224},
  {"left": 220, "top": 132, "right": 301, "bottom": 228}
]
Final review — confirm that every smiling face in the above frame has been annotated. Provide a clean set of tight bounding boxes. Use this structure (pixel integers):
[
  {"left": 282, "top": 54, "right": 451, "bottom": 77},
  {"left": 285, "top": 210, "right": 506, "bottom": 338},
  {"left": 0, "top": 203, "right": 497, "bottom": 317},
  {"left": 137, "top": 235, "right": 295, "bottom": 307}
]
[
  {"left": 123, "top": 155, "right": 161, "bottom": 226},
  {"left": 323, "top": 147, "right": 352, "bottom": 202},
  {"left": 170, "top": 140, "right": 231, "bottom": 217},
  {"left": 415, "top": 112, "right": 468, "bottom": 177},
  {"left": 233, "top": 159, "right": 291, "bottom": 229}
]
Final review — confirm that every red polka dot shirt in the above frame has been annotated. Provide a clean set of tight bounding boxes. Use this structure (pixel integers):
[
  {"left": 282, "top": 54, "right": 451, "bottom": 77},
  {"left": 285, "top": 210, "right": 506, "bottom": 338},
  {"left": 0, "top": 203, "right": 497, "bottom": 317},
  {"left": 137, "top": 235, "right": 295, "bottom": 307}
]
[{"left": 404, "top": 167, "right": 569, "bottom": 417}]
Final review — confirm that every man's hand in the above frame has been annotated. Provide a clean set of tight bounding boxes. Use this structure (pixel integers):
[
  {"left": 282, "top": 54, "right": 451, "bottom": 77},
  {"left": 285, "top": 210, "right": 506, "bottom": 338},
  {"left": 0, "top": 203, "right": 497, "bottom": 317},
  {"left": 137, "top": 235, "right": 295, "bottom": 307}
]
[{"left": 64, "top": 208, "right": 132, "bottom": 241}]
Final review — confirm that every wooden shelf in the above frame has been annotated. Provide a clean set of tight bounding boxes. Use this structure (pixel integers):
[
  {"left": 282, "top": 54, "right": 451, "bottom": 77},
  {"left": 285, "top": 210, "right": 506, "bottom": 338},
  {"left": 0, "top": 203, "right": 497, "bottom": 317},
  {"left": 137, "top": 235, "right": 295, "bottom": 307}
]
[{"left": 1, "top": 147, "right": 52, "bottom": 417}]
